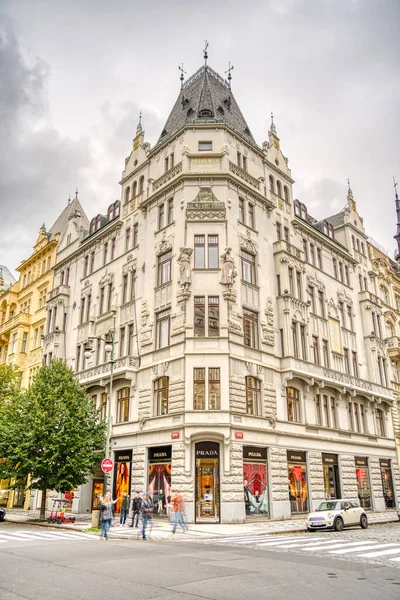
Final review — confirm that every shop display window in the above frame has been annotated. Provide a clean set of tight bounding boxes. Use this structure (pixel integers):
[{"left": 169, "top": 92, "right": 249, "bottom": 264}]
[{"left": 287, "top": 451, "right": 308, "bottom": 513}]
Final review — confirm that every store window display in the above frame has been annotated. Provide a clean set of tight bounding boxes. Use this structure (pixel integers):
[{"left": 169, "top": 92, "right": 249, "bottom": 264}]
[{"left": 287, "top": 451, "right": 308, "bottom": 513}]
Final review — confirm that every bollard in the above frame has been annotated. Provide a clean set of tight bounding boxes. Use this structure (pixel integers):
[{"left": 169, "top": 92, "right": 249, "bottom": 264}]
[{"left": 91, "top": 509, "right": 100, "bottom": 528}]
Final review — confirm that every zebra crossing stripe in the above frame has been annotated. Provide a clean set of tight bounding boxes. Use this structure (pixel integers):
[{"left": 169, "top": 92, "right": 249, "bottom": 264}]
[
  {"left": 329, "top": 543, "right": 400, "bottom": 555},
  {"left": 16, "top": 531, "right": 65, "bottom": 540},
  {"left": 256, "top": 537, "right": 324, "bottom": 547},
  {"left": 358, "top": 547, "right": 400, "bottom": 558},
  {"left": 391, "top": 557, "right": 400, "bottom": 562},
  {"left": 0, "top": 533, "right": 37, "bottom": 540},
  {"left": 302, "top": 541, "right": 380, "bottom": 551},
  {"left": 278, "top": 539, "right": 347, "bottom": 548}
]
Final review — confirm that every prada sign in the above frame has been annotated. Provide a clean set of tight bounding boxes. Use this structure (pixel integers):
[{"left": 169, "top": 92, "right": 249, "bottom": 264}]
[
  {"left": 287, "top": 450, "right": 306, "bottom": 463},
  {"left": 322, "top": 453, "right": 338, "bottom": 465},
  {"left": 148, "top": 445, "right": 172, "bottom": 463},
  {"left": 379, "top": 459, "right": 390, "bottom": 469},
  {"left": 355, "top": 457, "right": 368, "bottom": 467},
  {"left": 115, "top": 450, "right": 132, "bottom": 463},
  {"left": 243, "top": 446, "right": 267, "bottom": 461},
  {"left": 195, "top": 441, "right": 219, "bottom": 458}
]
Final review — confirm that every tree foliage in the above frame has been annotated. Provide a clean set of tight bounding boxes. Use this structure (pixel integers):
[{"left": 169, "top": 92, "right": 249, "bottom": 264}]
[
  {"left": 0, "top": 360, "right": 106, "bottom": 518},
  {"left": 0, "top": 363, "right": 21, "bottom": 406}
]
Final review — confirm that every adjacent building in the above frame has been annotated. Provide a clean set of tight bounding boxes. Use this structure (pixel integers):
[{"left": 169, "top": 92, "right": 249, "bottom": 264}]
[{"left": 43, "top": 61, "right": 400, "bottom": 522}]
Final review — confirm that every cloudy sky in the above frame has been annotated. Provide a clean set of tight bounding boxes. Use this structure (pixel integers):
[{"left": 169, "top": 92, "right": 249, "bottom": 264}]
[{"left": 1, "top": 0, "right": 399, "bottom": 275}]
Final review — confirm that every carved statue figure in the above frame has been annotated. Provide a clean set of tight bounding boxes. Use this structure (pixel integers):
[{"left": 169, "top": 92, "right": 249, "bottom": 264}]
[
  {"left": 177, "top": 247, "right": 193, "bottom": 287},
  {"left": 220, "top": 247, "right": 237, "bottom": 287}
]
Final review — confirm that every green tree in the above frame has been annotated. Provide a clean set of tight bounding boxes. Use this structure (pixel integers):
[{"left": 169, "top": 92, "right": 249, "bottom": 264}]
[
  {"left": 0, "top": 363, "right": 21, "bottom": 406},
  {"left": 0, "top": 360, "right": 106, "bottom": 519}
]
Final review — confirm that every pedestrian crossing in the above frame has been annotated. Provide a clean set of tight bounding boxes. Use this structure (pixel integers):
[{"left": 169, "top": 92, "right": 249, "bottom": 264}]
[
  {"left": 0, "top": 530, "right": 96, "bottom": 545},
  {"left": 198, "top": 534, "right": 400, "bottom": 565}
]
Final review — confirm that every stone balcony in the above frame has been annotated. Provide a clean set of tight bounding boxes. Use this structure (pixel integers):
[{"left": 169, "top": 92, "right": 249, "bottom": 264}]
[
  {"left": 76, "top": 355, "right": 138, "bottom": 384},
  {"left": 358, "top": 290, "right": 381, "bottom": 307},
  {"left": 228, "top": 161, "right": 261, "bottom": 190},
  {"left": 281, "top": 356, "right": 393, "bottom": 402},
  {"left": 0, "top": 312, "right": 31, "bottom": 336},
  {"left": 273, "top": 239, "right": 303, "bottom": 261},
  {"left": 387, "top": 336, "right": 400, "bottom": 358},
  {"left": 47, "top": 285, "right": 70, "bottom": 302},
  {"left": 152, "top": 162, "right": 183, "bottom": 192}
]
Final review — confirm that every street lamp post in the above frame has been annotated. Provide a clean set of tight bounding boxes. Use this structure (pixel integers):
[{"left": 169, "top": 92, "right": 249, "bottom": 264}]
[{"left": 84, "top": 314, "right": 116, "bottom": 498}]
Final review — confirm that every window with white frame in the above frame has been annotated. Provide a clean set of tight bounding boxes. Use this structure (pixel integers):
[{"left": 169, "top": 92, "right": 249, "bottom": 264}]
[
  {"left": 194, "top": 235, "right": 219, "bottom": 269},
  {"left": 241, "top": 250, "right": 256, "bottom": 284},
  {"left": 117, "top": 387, "right": 130, "bottom": 423},
  {"left": 194, "top": 296, "right": 219, "bottom": 337},
  {"left": 156, "top": 309, "right": 170, "bottom": 349},
  {"left": 287, "top": 387, "right": 300, "bottom": 423},
  {"left": 154, "top": 376, "right": 169, "bottom": 415},
  {"left": 243, "top": 308, "right": 259, "bottom": 349},
  {"left": 246, "top": 376, "right": 261, "bottom": 416},
  {"left": 193, "top": 368, "right": 221, "bottom": 410},
  {"left": 157, "top": 250, "right": 172, "bottom": 286}
]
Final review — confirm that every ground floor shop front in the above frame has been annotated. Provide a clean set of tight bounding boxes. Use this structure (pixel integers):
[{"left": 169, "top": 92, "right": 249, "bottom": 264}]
[{"left": 74, "top": 438, "right": 400, "bottom": 523}]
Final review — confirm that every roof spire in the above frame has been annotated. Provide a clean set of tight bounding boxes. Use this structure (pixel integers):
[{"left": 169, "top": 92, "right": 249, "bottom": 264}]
[
  {"left": 347, "top": 178, "right": 356, "bottom": 211},
  {"left": 203, "top": 40, "right": 209, "bottom": 67},
  {"left": 393, "top": 177, "right": 400, "bottom": 265},
  {"left": 136, "top": 112, "right": 143, "bottom": 135},
  {"left": 68, "top": 195, "right": 71, "bottom": 205},
  {"left": 75, "top": 188, "right": 78, "bottom": 200},
  {"left": 178, "top": 63, "right": 186, "bottom": 89},
  {"left": 225, "top": 62, "right": 234, "bottom": 88},
  {"left": 270, "top": 111, "right": 277, "bottom": 135}
]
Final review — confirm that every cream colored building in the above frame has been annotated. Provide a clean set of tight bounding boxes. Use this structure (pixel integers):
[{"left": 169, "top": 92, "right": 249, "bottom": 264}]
[{"left": 46, "top": 63, "right": 400, "bottom": 521}]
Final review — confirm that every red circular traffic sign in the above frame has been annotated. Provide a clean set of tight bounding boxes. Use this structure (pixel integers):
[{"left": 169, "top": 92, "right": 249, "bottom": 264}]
[{"left": 101, "top": 458, "right": 114, "bottom": 474}]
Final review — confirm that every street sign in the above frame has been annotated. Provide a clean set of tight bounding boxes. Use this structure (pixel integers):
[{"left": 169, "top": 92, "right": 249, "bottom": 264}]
[{"left": 101, "top": 457, "right": 114, "bottom": 473}]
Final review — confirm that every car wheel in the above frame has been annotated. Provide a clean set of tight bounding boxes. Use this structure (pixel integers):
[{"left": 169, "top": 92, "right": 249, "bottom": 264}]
[
  {"left": 334, "top": 517, "right": 344, "bottom": 531},
  {"left": 307, "top": 528, "right": 316, "bottom": 532},
  {"left": 71, "top": 518, "right": 76, "bottom": 523},
  {"left": 360, "top": 514, "right": 368, "bottom": 529}
]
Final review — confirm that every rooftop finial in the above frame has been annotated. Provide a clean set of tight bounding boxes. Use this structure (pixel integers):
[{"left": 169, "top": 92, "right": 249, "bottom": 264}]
[
  {"left": 178, "top": 63, "right": 186, "bottom": 89},
  {"left": 348, "top": 177, "right": 351, "bottom": 191},
  {"left": 225, "top": 62, "right": 234, "bottom": 88},
  {"left": 347, "top": 178, "right": 356, "bottom": 211},
  {"left": 203, "top": 40, "right": 209, "bottom": 67},
  {"left": 75, "top": 188, "right": 78, "bottom": 200},
  {"left": 270, "top": 111, "right": 277, "bottom": 135},
  {"left": 136, "top": 112, "right": 143, "bottom": 135},
  {"left": 393, "top": 177, "right": 400, "bottom": 264},
  {"left": 68, "top": 195, "right": 71, "bottom": 205}
]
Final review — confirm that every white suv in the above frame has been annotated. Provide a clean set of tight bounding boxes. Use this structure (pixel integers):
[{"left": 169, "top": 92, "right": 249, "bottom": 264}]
[{"left": 306, "top": 500, "right": 368, "bottom": 532}]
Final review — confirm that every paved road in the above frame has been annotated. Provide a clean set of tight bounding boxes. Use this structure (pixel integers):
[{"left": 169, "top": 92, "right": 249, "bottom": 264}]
[{"left": 1, "top": 522, "right": 400, "bottom": 600}]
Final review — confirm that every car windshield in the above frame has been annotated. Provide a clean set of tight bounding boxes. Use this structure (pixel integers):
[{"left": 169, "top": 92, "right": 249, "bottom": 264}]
[{"left": 316, "top": 501, "right": 339, "bottom": 511}]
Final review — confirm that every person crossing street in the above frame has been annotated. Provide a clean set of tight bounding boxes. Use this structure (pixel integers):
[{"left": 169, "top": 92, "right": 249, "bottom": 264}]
[{"left": 129, "top": 491, "right": 142, "bottom": 528}]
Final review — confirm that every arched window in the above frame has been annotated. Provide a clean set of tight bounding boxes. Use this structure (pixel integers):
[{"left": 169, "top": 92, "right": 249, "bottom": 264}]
[
  {"left": 107, "top": 204, "right": 114, "bottom": 221},
  {"left": 132, "top": 181, "right": 137, "bottom": 198},
  {"left": 294, "top": 200, "right": 301, "bottom": 216},
  {"left": 356, "top": 239, "right": 360, "bottom": 252},
  {"left": 287, "top": 387, "right": 300, "bottom": 422},
  {"left": 386, "top": 320, "right": 394, "bottom": 339},
  {"left": 114, "top": 200, "right": 120, "bottom": 217},
  {"left": 329, "top": 224, "right": 334, "bottom": 239},
  {"left": 246, "top": 376, "right": 261, "bottom": 416},
  {"left": 269, "top": 175, "right": 275, "bottom": 194},
  {"left": 284, "top": 185, "right": 289, "bottom": 203},
  {"left": 89, "top": 218, "right": 96, "bottom": 234},
  {"left": 300, "top": 204, "right": 307, "bottom": 220},
  {"left": 154, "top": 376, "right": 169, "bottom": 416},
  {"left": 380, "top": 286, "right": 389, "bottom": 304},
  {"left": 96, "top": 215, "right": 102, "bottom": 231},
  {"left": 361, "top": 242, "right": 365, "bottom": 255},
  {"left": 116, "top": 387, "right": 130, "bottom": 423},
  {"left": 125, "top": 187, "right": 130, "bottom": 205},
  {"left": 139, "top": 175, "right": 144, "bottom": 194},
  {"left": 276, "top": 180, "right": 282, "bottom": 198}
]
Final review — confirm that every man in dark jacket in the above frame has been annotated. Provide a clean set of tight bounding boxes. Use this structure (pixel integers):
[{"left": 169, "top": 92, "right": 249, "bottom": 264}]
[
  {"left": 129, "top": 491, "right": 142, "bottom": 528},
  {"left": 140, "top": 492, "right": 153, "bottom": 540}
]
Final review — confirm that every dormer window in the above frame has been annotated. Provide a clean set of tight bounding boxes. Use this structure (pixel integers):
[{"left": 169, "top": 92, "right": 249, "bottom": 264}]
[
  {"left": 96, "top": 215, "right": 102, "bottom": 231},
  {"left": 217, "top": 106, "right": 224, "bottom": 115},
  {"left": 198, "top": 109, "right": 213, "bottom": 118},
  {"left": 187, "top": 107, "right": 194, "bottom": 117},
  {"left": 300, "top": 204, "right": 307, "bottom": 220},
  {"left": 107, "top": 204, "right": 114, "bottom": 221},
  {"left": 198, "top": 141, "right": 212, "bottom": 151},
  {"left": 114, "top": 200, "right": 120, "bottom": 217},
  {"left": 89, "top": 218, "right": 96, "bottom": 235},
  {"left": 294, "top": 200, "right": 301, "bottom": 217},
  {"left": 161, "top": 129, "right": 168, "bottom": 138}
]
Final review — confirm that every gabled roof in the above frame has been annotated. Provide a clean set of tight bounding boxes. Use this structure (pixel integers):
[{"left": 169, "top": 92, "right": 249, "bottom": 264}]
[
  {"left": 156, "top": 65, "right": 256, "bottom": 147},
  {"left": 48, "top": 198, "right": 87, "bottom": 240},
  {"left": 325, "top": 211, "right": 345, "bottom": 228}
]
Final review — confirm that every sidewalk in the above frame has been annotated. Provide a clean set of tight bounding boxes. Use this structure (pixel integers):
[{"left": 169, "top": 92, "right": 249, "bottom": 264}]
[{"left": 4, "top": 508, "right": 399, "bottom": 539}]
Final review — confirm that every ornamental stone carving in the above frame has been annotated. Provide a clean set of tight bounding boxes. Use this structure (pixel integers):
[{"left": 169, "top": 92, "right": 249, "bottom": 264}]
[
  {"left": 261, "top": 321, "right": 275, "bottom": 346},
  {"left": 141, "top": 300, "right": 149, "bottom": 327},
  {"left": 177, "top": 247, "right": 193, "bottom": 288},
  {"left": 220, "top": 247, "right": 237, "bottom": 288},
  {"left": 240, "top": 231, "right": 258, "bottom": 254},
  {"left": 157, "top": 232, "right": 174, "bottom": 255},
  {"left": 100, "top": 272, "right": 114, "bottom": 286}
]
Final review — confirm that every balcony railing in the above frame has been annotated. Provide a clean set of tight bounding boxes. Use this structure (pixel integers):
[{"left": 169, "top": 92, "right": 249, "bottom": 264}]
[
  {"left": 0, "top": 312, "right": 31, "bottom": 335},
  {"left": 76, "top": 355, "right": 137, "bottom": 382},
  {"left": 273, "top": 239, "right": 302, "bottom": 260},
  {"left": 152, "top": 162, "right": 182, "bottom": 192},
  {"left": 358, "top": 290, "right": 381, "bottom": 306},
  {"left": 48, "top": 285, "right": 70, "bottom": 301},
  {"left": 229, "top": 161, "right": 260, "bottom": 190}
]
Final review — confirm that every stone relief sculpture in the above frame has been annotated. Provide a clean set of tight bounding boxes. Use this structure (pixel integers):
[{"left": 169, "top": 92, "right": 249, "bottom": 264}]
[
  {"left": 220, "top": 247, "right": 237, "bottom": 287},
  {"left": 177, "top": 247, "right": 193, "bottom": 288}
]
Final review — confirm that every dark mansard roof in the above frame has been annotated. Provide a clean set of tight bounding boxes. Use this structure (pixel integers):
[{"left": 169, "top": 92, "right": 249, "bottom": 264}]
[{"left": 156, "top": 65, "right": 256, "bottom": 147}]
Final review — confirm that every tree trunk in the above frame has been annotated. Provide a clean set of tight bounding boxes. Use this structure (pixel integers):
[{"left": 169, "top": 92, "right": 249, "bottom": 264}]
[{"left": 40, "top": 489, "right": 47, "bottom": 521}]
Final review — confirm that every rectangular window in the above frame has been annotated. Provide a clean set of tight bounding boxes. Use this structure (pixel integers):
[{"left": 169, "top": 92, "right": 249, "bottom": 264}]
[
  {"left": 103, "top": 242, "right": 108, "bottom": 266},
  {"left": 194, "top": 235, "right": 205, "bottom": 269},
  {"left": 243, "top": 308, "right": 258, "bottom": 349},
  {"left": 344, "top": 348, "right": 350, "bottom": 374},
  {"left": 296, "top": 271, "right": 302, "bottom": 301},
  {"left": 106, "top": 283, "right": 112, "bottom": 312},
  {"left": 239, "top": 198, "right": 245, "bottom": 224},
  {"left": 318, "top": 290, "right": 325, "bottom": 317},
  {"left": 164, "top": 156, "right": 169, "bottom": 172},
  {"left": 208, "top": 235, "right": 219, "bottom": 269},
  {"left": 317, "top": 247, "right": 322, "bottom": 269},
  {"left": 168, "top": 198, "right": 174, "bottom": 224},
  {"left": 156, "top": 310, "right": 170, "bottom": 349},
  {"left": 76, "top": 345, "right": 81, "bottom": 372},
  {"left": 242, "top": 155, "right": 247, "bottom": 172},
  {"left": 128, "top": 324, "right": 134, "bottom": 356},
  {"left": 208, "top": 296, "right": 219, "bottom": 337},
  {"left": 292, "top": 321, "right": 299, "bottom": 358},
  {"left": 322, "top": 339, "right": 330, "bottom": 367},
  {"left": 352, "top": 351, "right": 358, "bottom": 377},
  {"left": 284, "top": 226, "right": 289, "bottom": 242},
  {"left": 110, "top": 237, "right": 116, "bottom": 261},
  {"left": 315, "top": 395, "right": 322, "bottom": 426},
  {"left": 288, "top": 267, "right": 294, "bottom": 295},
  {"left": 300, "top": 325, "right": 307, "bottom": 360},
  {"left": 339, "top": 262, "right": 344, "bottom": 283},
  {"left": 100, "top": 392, "right": 107, "bottom": 421},
  {"left": 237, "top": 151, "right": 242, "bottom": 168},
  {"left": 80, "top": 297, "right": 86, "bottom": 324},
  {"left": 312, "top": 335, "right": 320, "bottom": 365},
  {"left": 170, "top": 153, "right": 174, "bottom": 168},
  {"left": 302, "top": 239, "right": 308, "bottom": 262},
  {"left": 158, "top": 250, "right": 172, "bottom": 286},
  {"left": 277, "top": 274, "right": 281, "bottom": 296},
  {"left": 117, "top": 388, "right": 130, "bottom": 423},
  {"left": 90, "top": 251, "right": 95, "bottom": 274},
  {"left": 376, "top": 409, "right": 385, "bottom": 437},
  {"left": 122, "top": 274, "right": 128, "bottom": 304},
  {"left": 83, "top": 255, "right": 89, "bottom": 278},
  {"left": 345, "top": 265, "right": 350, "bottom": 287},
  {"left": 158, "top": 203, "right": 165, "bottom": 230},
  {"left": 276, "top": 222, "right": 282, "bottom": 240},
  {"left": 130, "top": 270, "right": 135, "bottom": 301},
  {"left": 119, "top": 327, "right": 125, "bottom": 358},
  {"left": 133, "top": 223, "right": 138, "bottom": 247},
  {"left": 308, "top": 286, "right": 315, "bottom": 313},
  {"left": 338, "top": 301, "right": 345, "bottom": 328},
  {"left": 333, "top": 258, "right": 338, "bottom": 279},
  {"left": 194, "top": 368, "right": 206, "bottom": 410},
  {"left": 125, "top": 227, "right": 131, "bottom": 252},
  {"left": 21, "top": 332, "right": 28, "bottom": 353},
  {"left": 194, "top": 296, "right": 205, "bottom": 337},
  {"left": 208, "top": 368, "right": 220, "bottom": 410},
  {"left": 246, "top": 376, "right": 261, "bottom": 416},
  {"left": 323, "top": 395, "right": 330, "bottom": 427},
  {"left": 330, "top": 397, "right": 337, "bottom": 428},
  {"left": 247, "top": 203, "right": 255, "bottom": 229},
  {"left": 86, "top": 294, "right": 92, "bottom": 322},
  {"left": 310, "top": 243, "right": 315, "bottom": 265},
  {"left": 287, "top": 387, "right": 300, "bottom": 423},
  {"left": 346, "top": 305, "right": 353, "bottom": 330},
  {"left": 199, "top": 141, "right": 212, "bottom": 151},
  {"left": 241, "top": 250, "right": 256, "bottom": 284}
]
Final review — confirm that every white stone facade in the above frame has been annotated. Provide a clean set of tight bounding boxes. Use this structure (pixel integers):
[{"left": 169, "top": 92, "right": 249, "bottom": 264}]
[{"left": 45, "top": 65, "right": 400, "bottom": 521}]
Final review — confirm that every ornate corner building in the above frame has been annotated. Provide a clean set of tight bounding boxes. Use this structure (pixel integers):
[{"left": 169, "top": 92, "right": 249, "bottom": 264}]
[{"left": 39, "top": 61, "right": 400, "bottom": 521}]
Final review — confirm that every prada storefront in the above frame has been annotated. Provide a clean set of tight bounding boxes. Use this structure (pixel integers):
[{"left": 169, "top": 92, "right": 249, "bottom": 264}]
[
  {"left": 243, "top": 446, "right": 269, "bottom": 517},
  {"left": 148, "top": 445, "right": 172, "bottom": 516},
  {"left": 195, "top": 441, "right": 220, "bottom": 523}
]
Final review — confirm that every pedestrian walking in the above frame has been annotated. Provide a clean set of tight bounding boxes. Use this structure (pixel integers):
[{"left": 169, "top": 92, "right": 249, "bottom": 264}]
[
  {"left": 172, "top": 492, "right": 188, "bottom": 534},
  {"left": 119, "top": 491, "right": 130, "bottom": 526},
  {"left": 99, "top": 492, "right": 116, "bottom": 540},
  {"left": 129, "top": 491, "right": 142, "bottom": 528},
  {"left": 140, "top": 492, "right": 153, "bottom": 539}
]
